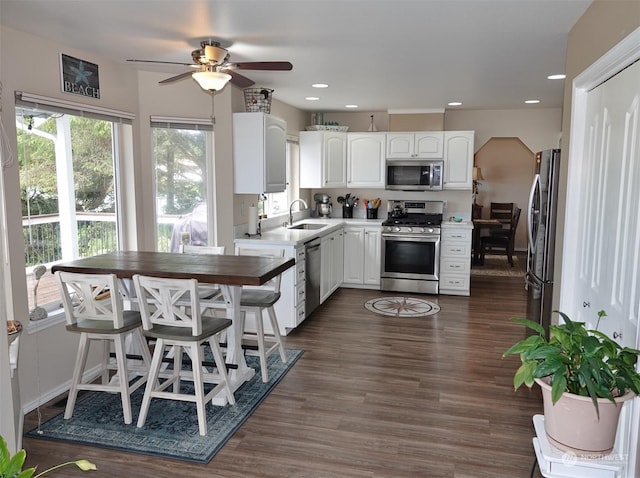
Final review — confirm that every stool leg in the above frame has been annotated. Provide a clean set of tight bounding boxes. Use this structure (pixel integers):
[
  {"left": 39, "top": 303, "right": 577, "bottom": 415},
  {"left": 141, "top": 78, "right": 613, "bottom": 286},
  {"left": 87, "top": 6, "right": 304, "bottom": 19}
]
[
  {"left": 255, "top": 307, "right": 269, "bottom": 383},
  {"left": 113, "top": 335, "right": 133, "bottom": 424},
  {"left": 267, "top": 306, "right": 286, "bottom": 363},
  {"left": 65, "top": 333, "right": 90, "bottom": 420},
  {"left": 137, "top": 338, "right": 164, "bottom": 429}
]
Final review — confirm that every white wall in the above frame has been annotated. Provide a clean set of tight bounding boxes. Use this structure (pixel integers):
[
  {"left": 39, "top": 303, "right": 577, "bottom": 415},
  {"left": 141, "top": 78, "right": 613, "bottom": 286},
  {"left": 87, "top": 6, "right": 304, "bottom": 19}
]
[
  {"left": 0, "top": 25, "right": 144, "bottom": 417},
  {"left": 444, "top": 108, "right": 562, "bottom": 153}
]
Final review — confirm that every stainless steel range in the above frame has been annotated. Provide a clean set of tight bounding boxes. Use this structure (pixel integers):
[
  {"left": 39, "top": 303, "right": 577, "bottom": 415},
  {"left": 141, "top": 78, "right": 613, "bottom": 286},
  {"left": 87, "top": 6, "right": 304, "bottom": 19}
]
[{"left": 380, "top": 200, "right": 443, "bottom": 294}]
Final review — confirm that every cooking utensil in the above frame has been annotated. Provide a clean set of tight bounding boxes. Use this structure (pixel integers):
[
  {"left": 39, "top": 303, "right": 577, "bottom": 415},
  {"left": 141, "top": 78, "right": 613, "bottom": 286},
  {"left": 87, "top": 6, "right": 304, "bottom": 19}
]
[{"left": 390, "top": 205, "right": 406, "bottom": 219}]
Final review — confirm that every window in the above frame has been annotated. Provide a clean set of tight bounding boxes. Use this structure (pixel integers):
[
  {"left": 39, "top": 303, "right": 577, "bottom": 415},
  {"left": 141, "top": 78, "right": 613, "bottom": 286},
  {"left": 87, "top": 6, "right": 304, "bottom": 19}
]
[
  {"left": 262, "top": 139, "right": 297, "bottom": 217},
  {"left": 151, "top": 118, "right": 213, "bottom": 252},
  {"left": 16, "top": 93, "right": 132, "bottom": 317}
]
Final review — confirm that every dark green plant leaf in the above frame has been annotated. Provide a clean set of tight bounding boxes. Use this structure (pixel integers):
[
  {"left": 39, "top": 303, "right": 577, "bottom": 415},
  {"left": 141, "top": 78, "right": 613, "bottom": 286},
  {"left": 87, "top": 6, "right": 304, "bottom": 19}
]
[
  {"left": 512, "top": 317, "right": 546, "bottom": 335},
  {"left": 550, "top": 371, "right": 567, "bottom": 404}
]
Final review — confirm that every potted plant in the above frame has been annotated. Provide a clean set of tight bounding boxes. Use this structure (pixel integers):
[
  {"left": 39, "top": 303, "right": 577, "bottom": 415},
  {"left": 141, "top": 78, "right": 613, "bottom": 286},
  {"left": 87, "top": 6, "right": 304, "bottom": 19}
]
[
  {"left": 0, "top": 435, "right": 96, "bottom": 477},
  {"left": 503, "top": 310, "right": 640, "bottom": 456}
]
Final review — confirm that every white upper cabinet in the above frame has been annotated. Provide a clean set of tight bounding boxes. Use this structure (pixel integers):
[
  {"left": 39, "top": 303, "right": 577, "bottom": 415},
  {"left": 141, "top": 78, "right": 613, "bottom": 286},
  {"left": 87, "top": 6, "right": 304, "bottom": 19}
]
[
  {"left": 299, "top": 131, "right": 347, "bottom": 188},
  {"left": 233, "top": 112, "right": 287, "bottom": 193},
  {"left": 347, "top": 133, "right": 385, "bottom": 188},
  {"left": 386, "top": 132, "right": 444, "bottom": 159},
  {"left": 443, "top": 131, "right": 474, "bottom": 190}
]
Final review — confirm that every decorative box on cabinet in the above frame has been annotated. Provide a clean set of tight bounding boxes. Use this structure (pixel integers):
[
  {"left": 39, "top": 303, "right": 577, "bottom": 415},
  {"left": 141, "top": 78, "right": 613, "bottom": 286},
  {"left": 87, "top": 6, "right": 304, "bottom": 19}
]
[
  {"left": 320, "top": 228, "right": 344, "bottom": 302},
  {"left": 386, "top": 132, "right": 444, "bottom": 159},
  {"left": 347, "top": 133, "right": 386, "bottom": 188},
  {"left": 443, "top": 131, "right": 474, "bottom": 190},
  {"left": 299, "top": 130, "right": 347, "bottom": 188},
  {"left": 233, "top": 112, "right": 287, "bottom": 194},
  {"left": 233, "top": 240, "right": 305, "bottom": 335},
  {"left": 439, "top": 224, "right": 472, "bottom": 296},
  {"left": 343, "top": 225, "right": 381, "bottom": 288}
]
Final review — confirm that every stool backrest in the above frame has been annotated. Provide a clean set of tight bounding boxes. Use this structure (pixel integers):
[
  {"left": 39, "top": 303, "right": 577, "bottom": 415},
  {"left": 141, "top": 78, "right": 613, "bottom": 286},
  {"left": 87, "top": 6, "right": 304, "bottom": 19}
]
[
  {"left": 56, "top": 271, "right": 125, "bottom": 328},
  {"left": 133, "top": 275, "right": 203, "bottom": 336},
  {"left": 182, "top": 245, "right": 225, "bottom": 255},
  {"left": 235, "top": 247, "right": 285, "bottom": 293}
]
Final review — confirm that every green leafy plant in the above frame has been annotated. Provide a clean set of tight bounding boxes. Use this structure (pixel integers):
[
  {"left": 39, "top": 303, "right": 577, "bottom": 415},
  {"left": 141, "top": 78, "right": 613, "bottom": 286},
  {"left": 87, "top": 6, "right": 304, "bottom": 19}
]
[
  {"left": 0, "top": 435, "right": 96, "bottom": 477},
  {"left": 503, "top": 310, "right": 640, "bottom": 417}
]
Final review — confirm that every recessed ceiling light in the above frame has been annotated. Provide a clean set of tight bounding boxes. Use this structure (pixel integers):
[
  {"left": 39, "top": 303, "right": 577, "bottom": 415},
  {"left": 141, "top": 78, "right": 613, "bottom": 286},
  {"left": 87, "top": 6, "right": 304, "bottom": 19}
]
[
  {"left": 525, "top": 99, "right": 540, "bottom": 104},
  {"left": 345, "top": 104, "right": 359, "bottom": 108},
  {"left": 305, "top": 96, "right": 320, "bottom": 101},
  {"left": 447, "top": 102, "right": 462, "bottom": 106},
  {"left": 547, "top": 74, "right": 566, "bottom": 80},
  {"left": 312, "top": 83, "right": 329, "bottom": 88}
]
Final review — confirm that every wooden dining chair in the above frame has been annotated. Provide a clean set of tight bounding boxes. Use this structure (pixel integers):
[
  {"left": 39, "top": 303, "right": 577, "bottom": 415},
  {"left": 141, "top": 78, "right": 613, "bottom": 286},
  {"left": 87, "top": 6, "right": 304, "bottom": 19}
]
[
  {"left": 235, "top": 246, "right": 287, "bottom": 383},
  {"left": 489, "top": 202, "right": 515, "bottom": 234},
  {"left": 55, "top": 271, "right": 152, "bottom": 425},
  {"left": 132, "top": 274, "right": 235, "bottom": 436},
  {"left": 480, "top": 206, "right": 521, "bottom": 266}
]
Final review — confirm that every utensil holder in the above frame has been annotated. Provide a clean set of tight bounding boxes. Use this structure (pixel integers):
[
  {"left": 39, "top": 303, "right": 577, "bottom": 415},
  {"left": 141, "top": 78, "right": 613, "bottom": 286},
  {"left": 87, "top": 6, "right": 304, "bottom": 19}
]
[
  {"left": 366, "top": 208, "right": 378, "bottom": 219},
  {"left": 342, "top": 205, "right": 353, "bottom": 218}
]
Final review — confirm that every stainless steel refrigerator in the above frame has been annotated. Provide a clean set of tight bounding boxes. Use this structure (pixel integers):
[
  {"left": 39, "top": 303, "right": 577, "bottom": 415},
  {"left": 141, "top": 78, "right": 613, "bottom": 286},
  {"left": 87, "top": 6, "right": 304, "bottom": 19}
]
[{"left": 526, "top": 149, "right": 561, "bottom": 338}]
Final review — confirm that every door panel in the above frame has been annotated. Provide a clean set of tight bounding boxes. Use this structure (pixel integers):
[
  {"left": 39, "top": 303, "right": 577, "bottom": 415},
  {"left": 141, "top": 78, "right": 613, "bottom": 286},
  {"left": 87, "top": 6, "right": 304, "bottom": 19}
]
[
  {"left": 562, "top": 58, "right": 640, "bottom": 472},
  {"left": 569, "top": 60, "right": 640, "bottom": 343}
]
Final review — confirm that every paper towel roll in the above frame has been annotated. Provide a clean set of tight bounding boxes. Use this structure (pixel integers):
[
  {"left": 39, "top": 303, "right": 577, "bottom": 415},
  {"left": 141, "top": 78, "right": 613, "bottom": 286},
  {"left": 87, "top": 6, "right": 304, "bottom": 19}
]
[{"left": 248, "top": 206, "right": 258, "bottom": 235}]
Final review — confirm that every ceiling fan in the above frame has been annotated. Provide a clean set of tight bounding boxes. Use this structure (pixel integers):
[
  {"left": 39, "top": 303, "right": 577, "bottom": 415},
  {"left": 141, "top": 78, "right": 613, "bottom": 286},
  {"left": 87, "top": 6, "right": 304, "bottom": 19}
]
[{"left": 127, "top": 39, "right": 293, "bottom": 92}]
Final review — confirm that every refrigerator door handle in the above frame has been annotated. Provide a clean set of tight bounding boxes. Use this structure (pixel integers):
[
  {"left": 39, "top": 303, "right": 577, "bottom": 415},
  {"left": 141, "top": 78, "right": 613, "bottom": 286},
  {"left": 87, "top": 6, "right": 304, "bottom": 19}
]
[
  {"left": 525, "top": 270, "right": 543, "bottom": 288},
  {"left": 527, "top": 174, "right": 540, "bottom": 255}
]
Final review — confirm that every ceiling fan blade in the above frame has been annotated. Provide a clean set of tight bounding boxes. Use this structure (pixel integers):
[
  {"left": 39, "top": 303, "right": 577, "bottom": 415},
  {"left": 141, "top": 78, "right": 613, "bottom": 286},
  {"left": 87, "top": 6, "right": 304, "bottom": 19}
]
[
  {"left": 230, "top": 61, "right": 293, "bottom": 71},
  {"left": 222, "top": 69, "right": 255, "bottom": 88},
  {"left": 159, "top": 71, "right": 194, "bottom": 84},
  {"left": 127, "top": 59, "right": 197, "bottom": 67}
]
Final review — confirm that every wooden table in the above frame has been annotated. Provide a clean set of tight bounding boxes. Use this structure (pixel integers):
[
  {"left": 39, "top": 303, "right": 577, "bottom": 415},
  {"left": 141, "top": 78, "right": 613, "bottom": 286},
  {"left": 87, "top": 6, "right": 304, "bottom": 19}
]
[
  {"left": 472, "top": 219, "right": 503, "bottom": 264},
  {"left": 51, "top": 251, "right": 295, "bottom": 399}
]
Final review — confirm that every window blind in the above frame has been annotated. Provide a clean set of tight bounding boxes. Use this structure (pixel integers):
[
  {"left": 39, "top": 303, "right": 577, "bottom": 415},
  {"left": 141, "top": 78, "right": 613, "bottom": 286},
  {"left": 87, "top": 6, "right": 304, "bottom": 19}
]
[
  {"left": 15, "top": 91, "right": 134, "bottom": 124},
  {"left": 150, "top": 115, "right": 214, "bottom": 131}
]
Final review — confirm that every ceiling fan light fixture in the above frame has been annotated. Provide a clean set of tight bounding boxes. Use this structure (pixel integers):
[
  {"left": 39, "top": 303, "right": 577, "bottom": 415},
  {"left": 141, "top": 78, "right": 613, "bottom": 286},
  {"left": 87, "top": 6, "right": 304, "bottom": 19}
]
[{"left": 192, "top": 71, "right": 232, "bottom": 91}]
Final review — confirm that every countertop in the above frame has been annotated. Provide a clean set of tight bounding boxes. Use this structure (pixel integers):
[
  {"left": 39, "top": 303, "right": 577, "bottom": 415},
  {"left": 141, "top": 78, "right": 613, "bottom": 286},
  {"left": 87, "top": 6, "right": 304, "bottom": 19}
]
[
  {"left": 235, "top": 217, "right": 474, "bottom": 247},
  {"left": 441, "top": 220, "right": 474, "bottom": 229},
  {"left": 235, "top": 218, "right": 384, "bottom": 247}
]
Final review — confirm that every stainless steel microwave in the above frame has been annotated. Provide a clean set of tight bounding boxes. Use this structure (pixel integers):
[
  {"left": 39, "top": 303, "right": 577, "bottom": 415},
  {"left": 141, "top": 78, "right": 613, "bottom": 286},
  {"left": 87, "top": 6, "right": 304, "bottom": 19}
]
[{"left": 386, "top": 160, "right": 444, "bottom": 191}]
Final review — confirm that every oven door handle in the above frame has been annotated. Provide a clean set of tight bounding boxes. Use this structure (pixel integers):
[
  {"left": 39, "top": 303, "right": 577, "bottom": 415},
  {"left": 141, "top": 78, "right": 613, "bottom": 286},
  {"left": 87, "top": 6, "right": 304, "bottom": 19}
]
[{"left": 382, "top": 233, "right": 440, "bottom": 241}]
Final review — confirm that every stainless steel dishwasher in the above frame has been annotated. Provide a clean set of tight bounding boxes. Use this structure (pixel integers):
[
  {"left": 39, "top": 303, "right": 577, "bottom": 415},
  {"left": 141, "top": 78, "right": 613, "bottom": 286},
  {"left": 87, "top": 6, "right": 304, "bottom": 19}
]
[{"left": 305, "top": 237, "right": 322, "bottom": 317}]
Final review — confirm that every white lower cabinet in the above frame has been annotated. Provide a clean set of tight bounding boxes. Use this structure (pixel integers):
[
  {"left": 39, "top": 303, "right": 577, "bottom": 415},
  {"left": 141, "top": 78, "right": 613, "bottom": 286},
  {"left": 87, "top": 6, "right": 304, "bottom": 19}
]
[
  {"left": 439, "top": 225, "right": 472, "bottom": 296},
  {"left": 320, "top": 229, "right": 344, "bottom": 302},
  {"left": 343, "top": 225, "right": 381, "bottom": 287},
  {"left": 233, "top": 240, "right": 305, "bottom": 335}
]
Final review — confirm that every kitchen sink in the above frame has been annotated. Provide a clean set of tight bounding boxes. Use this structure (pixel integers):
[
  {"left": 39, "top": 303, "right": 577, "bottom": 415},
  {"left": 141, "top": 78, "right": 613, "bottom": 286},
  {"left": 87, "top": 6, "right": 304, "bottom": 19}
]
[{"left": 288, "top": 223, "right": 326, "bottom": 230}]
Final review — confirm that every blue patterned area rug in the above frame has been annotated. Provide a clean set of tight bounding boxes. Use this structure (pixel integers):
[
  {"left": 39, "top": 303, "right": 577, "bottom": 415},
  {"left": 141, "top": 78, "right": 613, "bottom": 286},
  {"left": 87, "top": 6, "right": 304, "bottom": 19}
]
[{"left": 26, "top": 349, "right": 304, "bottom": 463}]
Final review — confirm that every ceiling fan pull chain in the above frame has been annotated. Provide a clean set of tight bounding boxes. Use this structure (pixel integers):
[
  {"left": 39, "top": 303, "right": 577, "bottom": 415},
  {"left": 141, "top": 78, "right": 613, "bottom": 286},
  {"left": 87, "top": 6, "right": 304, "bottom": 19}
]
[{"left": 210, "top": 93, "right": 216, "bottom": 127}]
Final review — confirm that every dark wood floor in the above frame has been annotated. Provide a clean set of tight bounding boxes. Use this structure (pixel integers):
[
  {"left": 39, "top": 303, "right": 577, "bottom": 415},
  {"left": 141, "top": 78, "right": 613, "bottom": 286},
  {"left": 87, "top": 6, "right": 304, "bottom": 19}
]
[{"left": 22, "top": 275, "right": 544, "bottom": 477}]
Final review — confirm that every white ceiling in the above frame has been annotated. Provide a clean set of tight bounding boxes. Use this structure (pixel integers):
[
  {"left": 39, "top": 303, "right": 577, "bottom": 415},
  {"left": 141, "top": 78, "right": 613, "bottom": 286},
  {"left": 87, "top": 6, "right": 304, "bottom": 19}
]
[{"left": 0, "top": 0, "right": 592, "bottom": 112}]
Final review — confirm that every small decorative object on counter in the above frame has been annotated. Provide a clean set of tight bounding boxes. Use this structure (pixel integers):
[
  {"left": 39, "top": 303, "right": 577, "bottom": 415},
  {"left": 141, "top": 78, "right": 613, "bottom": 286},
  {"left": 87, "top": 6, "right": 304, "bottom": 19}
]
[
  {"left": 368, "top": 114, "right": 378, "bottom": 132},
  {"left": 29, "top": 264, "right": 48, "bottom": 321},
  {"left": 7, "top": 320, "right": 22, "bottom": 345}
]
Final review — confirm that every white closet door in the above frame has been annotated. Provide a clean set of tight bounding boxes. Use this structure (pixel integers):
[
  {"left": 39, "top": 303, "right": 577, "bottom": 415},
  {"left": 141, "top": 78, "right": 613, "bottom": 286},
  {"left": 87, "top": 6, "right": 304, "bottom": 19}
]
[
  {"left": 565, "top": 59, "right": 640, "bottom": 344},
  {"left": 561, "top": 58, "right": 640, "bottom": 475}
]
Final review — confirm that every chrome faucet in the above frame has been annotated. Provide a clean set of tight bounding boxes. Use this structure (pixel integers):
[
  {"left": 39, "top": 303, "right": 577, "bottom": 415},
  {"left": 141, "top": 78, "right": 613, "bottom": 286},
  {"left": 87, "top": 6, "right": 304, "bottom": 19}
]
[{"left": 288, "top": 198, "right": 308, "bottom": 226}]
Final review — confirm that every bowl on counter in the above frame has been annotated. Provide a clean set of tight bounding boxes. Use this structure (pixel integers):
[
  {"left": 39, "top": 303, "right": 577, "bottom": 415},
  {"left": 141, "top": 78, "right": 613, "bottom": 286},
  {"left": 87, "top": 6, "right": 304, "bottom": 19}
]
[{"left": 7, "top": 320, "right": 22, "bottom": 345}]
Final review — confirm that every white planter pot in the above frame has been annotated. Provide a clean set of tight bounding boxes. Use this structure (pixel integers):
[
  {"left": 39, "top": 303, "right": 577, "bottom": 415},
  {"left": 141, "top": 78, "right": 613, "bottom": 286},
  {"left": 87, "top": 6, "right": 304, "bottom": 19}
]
[{"left": 536, "top": 377, "right": 634, "bottom": 456}]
